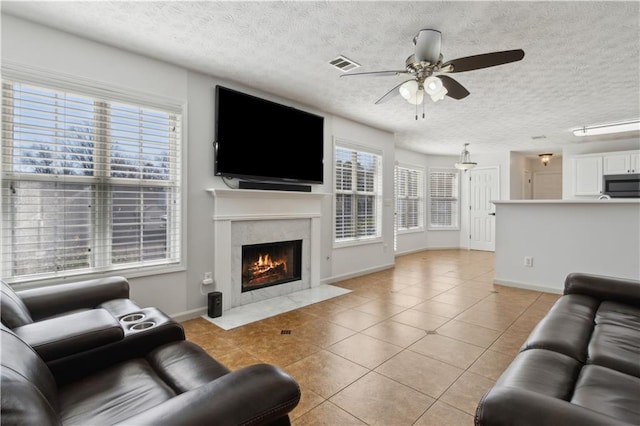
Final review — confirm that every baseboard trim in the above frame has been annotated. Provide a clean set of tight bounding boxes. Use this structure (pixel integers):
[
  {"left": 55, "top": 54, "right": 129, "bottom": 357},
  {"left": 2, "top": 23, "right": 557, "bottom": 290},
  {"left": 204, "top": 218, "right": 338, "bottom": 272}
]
[
  {"left": 170, "top": 307, "right": 208, "bottom": 322},
  {"left": 493, "top": 279, "right": 563, "bottom": 295},
  {"left": 324, "top": 262, "right": 395, "bottom": 285},
  {"left": 395, "top": 246, "right": 463, "bottom": 257}
]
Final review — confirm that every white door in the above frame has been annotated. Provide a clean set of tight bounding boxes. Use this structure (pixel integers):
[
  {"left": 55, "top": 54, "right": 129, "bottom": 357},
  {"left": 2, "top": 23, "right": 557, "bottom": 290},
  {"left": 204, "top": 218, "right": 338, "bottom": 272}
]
[{"left": 469, "top": 167, "right": 500, "bottom": 251}]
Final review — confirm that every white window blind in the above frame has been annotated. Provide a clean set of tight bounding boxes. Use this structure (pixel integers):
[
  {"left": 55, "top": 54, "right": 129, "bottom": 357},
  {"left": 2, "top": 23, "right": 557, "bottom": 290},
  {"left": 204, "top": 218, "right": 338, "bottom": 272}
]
[
  {"left": 1, "top": 80, "right": 182, "bottom": 282},
  {"left": 429, "top": 168, "right": 459, "bottom": 229},
  {"left": 334, "top": 145, "right": 382, "bottom": 243},
  {"left": 395, "top": 165, "right": 424, "bottom": 231}
]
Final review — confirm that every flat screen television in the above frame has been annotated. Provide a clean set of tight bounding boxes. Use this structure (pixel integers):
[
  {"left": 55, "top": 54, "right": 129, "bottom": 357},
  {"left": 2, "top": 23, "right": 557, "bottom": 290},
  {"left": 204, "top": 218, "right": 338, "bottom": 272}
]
[{"left": 214, "top": 85, "right": 324, "bottom": 184}]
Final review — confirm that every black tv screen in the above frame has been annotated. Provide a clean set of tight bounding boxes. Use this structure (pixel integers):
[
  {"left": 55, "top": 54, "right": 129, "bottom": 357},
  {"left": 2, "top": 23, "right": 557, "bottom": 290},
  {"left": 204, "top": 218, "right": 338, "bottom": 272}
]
[{"left": 214, "top": 85, "right": 324, "bottom": 184}]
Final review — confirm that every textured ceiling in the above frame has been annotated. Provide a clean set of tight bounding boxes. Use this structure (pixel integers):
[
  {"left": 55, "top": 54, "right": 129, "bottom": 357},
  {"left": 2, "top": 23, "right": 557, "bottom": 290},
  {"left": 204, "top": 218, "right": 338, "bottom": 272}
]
[{"left": 2, "top": 1, "right": 639, "bottom": 156}]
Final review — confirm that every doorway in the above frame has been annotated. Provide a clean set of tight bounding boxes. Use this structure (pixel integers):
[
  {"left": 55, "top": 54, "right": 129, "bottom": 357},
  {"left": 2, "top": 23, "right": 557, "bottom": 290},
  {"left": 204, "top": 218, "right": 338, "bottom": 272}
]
[{"left": 469, "top": 167, "right": 500, "bottom": 251}]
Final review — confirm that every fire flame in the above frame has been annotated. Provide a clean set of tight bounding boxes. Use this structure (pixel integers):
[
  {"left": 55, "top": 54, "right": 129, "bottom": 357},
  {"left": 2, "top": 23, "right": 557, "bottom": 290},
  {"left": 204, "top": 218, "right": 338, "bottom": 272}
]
[{"left": 251, "top": 253, "right": 287, "bottom": 274}]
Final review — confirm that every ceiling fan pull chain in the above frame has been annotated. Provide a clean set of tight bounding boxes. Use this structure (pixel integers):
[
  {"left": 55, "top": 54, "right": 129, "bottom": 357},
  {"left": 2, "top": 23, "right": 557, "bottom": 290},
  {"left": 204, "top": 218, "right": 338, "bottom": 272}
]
[
  {"left": 422, "top": 99, "right": 426, "bottom": 119},
  {"left": 415, "top": 88, "right": 419, "bottom": 120}
]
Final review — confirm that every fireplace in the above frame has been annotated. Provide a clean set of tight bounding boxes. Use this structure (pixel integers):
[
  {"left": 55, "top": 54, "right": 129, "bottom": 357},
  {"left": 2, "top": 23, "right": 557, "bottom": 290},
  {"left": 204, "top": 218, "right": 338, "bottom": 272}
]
[
  {"left": 209, "top": 188, "right": 325, "bottom": 311},
  {"left": 241, "top": 239, "right": 302, "bottom": 292}
]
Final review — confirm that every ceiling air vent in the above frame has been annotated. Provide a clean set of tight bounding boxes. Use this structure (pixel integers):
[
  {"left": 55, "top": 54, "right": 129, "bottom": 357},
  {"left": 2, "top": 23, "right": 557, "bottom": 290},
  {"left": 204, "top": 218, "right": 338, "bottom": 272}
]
[{"left": 329, "top": 55, "right": 360, "bottom": 72}]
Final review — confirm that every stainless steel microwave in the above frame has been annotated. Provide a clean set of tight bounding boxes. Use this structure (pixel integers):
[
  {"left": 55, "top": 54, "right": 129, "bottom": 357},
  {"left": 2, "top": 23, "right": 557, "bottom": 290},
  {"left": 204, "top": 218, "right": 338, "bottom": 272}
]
[{"left": 603, "top": 173, "right": 640, "bottom": 198}]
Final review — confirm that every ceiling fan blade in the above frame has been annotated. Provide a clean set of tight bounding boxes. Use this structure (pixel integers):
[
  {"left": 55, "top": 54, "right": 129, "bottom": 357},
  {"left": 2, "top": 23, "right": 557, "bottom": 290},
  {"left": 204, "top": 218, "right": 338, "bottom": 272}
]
[
  {"left": 414, "top": 29, "right": 441, "bottom": 63},
  {"left": 340, "top": 70, "right": 408, "bottom": 78},
  {"left": 375, "top": 79, "right": 414, "bottom": 104},
  {"left": 443, "top": 49, "right": 525, "bottom": 73},
  {"left": 438, "top": 75, "right": 470, "bottom": 100}
]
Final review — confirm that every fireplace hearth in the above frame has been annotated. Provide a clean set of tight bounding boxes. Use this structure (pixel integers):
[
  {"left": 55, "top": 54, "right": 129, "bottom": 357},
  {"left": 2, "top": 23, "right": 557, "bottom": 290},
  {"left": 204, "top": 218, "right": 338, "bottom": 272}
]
[{"left": 242, "top": 240, "right": 302, "bottom": 292}]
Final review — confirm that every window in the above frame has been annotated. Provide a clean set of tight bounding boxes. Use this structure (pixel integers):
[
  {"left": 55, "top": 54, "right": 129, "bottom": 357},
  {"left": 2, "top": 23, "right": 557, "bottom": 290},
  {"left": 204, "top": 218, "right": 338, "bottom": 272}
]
[
  {"left": 334, "top": 144, "right": 382, "bottom": 243},
  {"left": 428, "top": 168, "right": 459, "bottom": 229},
  {"left": 1, "top": 79, "right": 182, "bottom": 282},
  {"left": 395, "top": 165, "right": 424, "bottom": 232}
]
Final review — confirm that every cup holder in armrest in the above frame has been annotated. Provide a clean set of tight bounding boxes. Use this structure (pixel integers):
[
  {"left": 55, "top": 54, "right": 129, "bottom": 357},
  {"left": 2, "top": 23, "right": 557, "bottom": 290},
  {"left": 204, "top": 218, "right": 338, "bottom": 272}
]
[
  {"left": 121, "top": 312, "right": 146, "bottom": 323},
  {"left": 130, "top": 321, "right": 156, "bottom": 331}
]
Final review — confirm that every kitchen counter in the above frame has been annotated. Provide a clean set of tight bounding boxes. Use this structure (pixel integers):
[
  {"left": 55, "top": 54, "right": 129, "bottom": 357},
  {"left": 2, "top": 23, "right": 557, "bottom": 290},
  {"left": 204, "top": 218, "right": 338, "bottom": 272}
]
[{"left": 493, "top": 199, "right": 639, "bottom": 204}]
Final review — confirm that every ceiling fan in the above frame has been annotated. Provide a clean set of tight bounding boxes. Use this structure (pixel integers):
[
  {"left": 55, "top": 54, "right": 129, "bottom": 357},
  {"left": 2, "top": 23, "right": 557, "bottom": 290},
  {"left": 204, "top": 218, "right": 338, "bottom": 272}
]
[{"left": 341, "top": 29, "right": 524, "bottom": 118}]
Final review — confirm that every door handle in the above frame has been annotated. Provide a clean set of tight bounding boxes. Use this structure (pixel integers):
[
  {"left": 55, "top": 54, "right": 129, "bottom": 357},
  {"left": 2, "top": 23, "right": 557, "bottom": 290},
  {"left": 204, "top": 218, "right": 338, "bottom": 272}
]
[{"left": 488, "top": 213, "right": 496, "bottom": 216}]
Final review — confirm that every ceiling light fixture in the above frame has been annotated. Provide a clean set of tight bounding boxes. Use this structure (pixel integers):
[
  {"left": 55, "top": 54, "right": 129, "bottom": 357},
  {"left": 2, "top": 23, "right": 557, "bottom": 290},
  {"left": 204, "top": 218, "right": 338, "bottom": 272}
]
[
  {"left": 424, "top": 76, "right": 448, "bottom": 102},
  {"left": 572, "top": 120, "right": 640, "bottom": 137},
  {"left": 454, "top": 143, "right": 477, "bottom": 171},
  {"left": 399, "top": 80, "right": 424, "bottom": 105},
  {"left": 539, "top": 153, "right": 553, "bottom": 166}
]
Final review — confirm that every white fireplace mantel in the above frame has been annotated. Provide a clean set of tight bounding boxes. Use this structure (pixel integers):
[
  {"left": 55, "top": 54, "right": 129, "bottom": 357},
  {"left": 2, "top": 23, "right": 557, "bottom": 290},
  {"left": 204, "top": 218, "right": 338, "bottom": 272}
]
[
  {"left": 207, "top": 188, "right": 328, "bottom": 221},
  {"left": 206, "top": 188, "right": 328, "bottom": 311}
]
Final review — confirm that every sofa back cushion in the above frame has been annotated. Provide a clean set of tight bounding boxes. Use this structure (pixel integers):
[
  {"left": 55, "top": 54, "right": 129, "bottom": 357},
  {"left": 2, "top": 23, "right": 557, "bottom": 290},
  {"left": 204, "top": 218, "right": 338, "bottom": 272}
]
[
  {"left": 0, "top": 325, "right": 59, "bottom": 424},
  {"left": 1, "top": 280, "right": 34, "bottom": 328}
]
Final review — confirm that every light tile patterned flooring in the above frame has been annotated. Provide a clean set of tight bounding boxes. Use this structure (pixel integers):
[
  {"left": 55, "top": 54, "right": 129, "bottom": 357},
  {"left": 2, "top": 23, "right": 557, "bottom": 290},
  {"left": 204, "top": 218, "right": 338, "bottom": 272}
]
[{"left": 181, "top": 249, "right": 560, "bottom": 425}]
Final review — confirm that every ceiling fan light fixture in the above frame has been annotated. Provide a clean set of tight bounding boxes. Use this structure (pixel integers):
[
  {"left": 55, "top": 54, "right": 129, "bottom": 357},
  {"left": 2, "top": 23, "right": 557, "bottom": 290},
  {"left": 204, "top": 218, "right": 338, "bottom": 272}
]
[
  {"left": 454, "top": 143, "right": 477, "bottom": 170},
  {"left": 399, "top": 80, "right": 424, "bottom": 105},
  {"left": 424, "top": 76, "right": 448, "bottom": 102},
  {"left": 424, "top": 76, "right": 442, "bottom": 94}
]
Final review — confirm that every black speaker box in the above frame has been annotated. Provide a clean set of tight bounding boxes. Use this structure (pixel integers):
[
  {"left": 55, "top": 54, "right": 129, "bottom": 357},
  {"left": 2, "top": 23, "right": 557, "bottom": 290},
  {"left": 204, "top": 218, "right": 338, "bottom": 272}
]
[{"left": 208, "top": 291, "right": 222, "bottom": 318}]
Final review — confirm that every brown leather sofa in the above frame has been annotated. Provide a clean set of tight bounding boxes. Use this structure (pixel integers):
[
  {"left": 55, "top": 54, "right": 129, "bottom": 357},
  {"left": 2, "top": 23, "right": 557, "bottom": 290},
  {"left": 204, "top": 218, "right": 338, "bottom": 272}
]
[
  {"left": 475, "top": 272, "right": 640, "bottom": 426},
  {"left": 1, "top": 324, "right": 301, "bottom": 425},
  {"left": 1, "top": 276, "right": 301, "bottom": 424},
  {"left": 1, "top": 277, "right": 184, "bottom": 382}
]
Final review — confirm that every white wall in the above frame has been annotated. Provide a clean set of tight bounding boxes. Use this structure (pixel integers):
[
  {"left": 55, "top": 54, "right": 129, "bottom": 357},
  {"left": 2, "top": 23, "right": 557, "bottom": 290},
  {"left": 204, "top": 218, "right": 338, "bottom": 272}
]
[
  {"left": 509, "top": 152, "right": 528, "bottom": 200},
  {"left": 394, "top": 149, "right": 460, "bottom": 255},
  {"left": 1, "top": 15, "right": 402, "bottom": 317},
  {"left": 329, "top": 117, "right": 396, "bottom": 281},
  {"left": 494, "top": 200, "right": 640, "bottom": 293}
]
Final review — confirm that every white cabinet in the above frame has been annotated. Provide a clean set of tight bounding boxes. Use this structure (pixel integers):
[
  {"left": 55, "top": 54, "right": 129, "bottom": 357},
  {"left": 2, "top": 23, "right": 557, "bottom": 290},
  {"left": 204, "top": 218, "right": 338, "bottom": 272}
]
[
  {"left": 573, "top": 156, "right": 603, "bottom": 195},
  {"left": 603, "top": 151, "right": 640, "bottom": 174}
]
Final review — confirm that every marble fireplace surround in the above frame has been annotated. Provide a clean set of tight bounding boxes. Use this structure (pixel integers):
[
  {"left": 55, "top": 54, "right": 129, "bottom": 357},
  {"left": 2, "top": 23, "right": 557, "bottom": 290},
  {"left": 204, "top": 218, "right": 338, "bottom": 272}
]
[{"left": 207, "top": 188, "right": 326, "bottom": 312}]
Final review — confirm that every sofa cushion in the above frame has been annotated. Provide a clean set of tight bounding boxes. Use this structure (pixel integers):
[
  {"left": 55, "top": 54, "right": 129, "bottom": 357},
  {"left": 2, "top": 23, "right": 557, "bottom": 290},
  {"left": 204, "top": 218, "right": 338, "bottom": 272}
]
[
  {"left": 521, "top": 295, "right": 599, "bottom": 363},
  {"left": 571, "top": 365, "right": 640, "bottom": 425},
  {"left": 1, "top": 280, "right": 34, "bottom": 328},
  {"left": 1, "top": 368, "right": 59, "bottom": 426},
  {"left": 596, "top": 301, "right": 640, "bottom": 329},
  {"left": 0, "top": 326, "right": 58, "bottom": 411},
  {"left": 59, "top": 359, "right": 176, "bottom": 426},
  {"left": 588, "top": 323, "right": 640, "bottom": 378},
  {"left": 495, "top": 349, "right": 582, "bottom": 400},
  {"left": 146, "top": 341, "right": 230, "bottom": 393}
]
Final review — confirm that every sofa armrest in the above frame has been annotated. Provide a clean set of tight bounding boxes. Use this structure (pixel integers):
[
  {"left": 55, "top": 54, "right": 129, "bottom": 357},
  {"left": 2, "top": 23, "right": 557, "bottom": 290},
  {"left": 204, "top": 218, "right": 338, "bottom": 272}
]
[
  {"left": 13, "top": 309, "right": 123, "bottom": 362},
  {"left": 116, "top": 364, "right": 300, "bottom": 426},
  {"left": 476, "top": 387, "right": 630, "bottom": 426},
  {"left": 48, "top": 311, "right": 185, "bottom": 385},
  {"left": 17, "top": 276, "right": 130, "bottom": 320},
  {"left": 564, "top": 273, "right": 640, "bottom": 306}
]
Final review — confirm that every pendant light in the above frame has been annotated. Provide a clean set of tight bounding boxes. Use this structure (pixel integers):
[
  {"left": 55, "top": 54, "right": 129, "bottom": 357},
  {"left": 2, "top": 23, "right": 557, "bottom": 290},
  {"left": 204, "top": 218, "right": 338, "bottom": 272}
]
[{"left": 454, "top": 143, "right": 477, "bottom": 170}]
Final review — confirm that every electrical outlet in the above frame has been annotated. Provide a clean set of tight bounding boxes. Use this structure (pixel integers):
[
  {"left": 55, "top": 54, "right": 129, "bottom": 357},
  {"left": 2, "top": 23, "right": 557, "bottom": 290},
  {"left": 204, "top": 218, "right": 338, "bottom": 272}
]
[
  {"left": 524, "top": 256, "right": 533, "bottom": 267},
  {"left": 202, "top": 272, "right": 213, "bottom": 285}
]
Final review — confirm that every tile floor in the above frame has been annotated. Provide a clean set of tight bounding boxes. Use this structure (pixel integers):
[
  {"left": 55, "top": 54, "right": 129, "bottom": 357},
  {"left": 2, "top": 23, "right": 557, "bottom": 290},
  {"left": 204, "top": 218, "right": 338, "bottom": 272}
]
[{"left": 181, "top": 249, "right": 560, "bottom": 425}]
